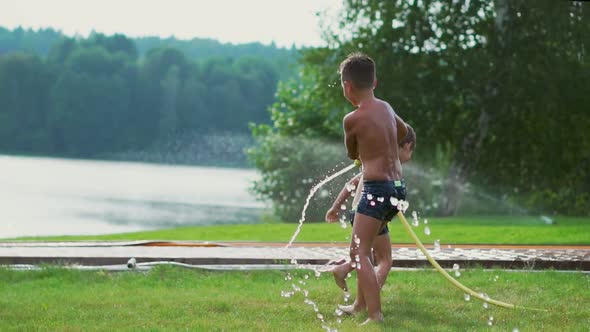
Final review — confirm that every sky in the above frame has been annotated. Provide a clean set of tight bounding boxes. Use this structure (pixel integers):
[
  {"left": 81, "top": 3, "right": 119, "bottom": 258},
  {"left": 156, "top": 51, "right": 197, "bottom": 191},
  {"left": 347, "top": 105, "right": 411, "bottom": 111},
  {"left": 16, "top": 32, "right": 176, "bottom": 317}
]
[{"left": 0, "top": 0, "right": 343, "bottom": 47}]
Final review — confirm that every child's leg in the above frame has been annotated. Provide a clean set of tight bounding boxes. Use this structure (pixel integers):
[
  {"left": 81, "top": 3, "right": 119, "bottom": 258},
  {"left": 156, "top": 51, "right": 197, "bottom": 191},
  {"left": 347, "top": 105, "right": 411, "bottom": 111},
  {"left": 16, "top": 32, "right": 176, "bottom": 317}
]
[
  {"left": 350, "top": 212, "right": 383, "bottom": 322},
  {"left": 341, "top": 233, "right": 391, "bottom": 312},
  {"left": 373, "top": 233, "right": 392, "bottom": 289}
]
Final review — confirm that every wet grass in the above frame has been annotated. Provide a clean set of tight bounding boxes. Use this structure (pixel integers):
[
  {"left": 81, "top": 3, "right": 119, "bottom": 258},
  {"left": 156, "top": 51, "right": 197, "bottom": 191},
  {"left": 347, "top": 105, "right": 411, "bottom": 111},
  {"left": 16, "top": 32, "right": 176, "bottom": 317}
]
[
  {"left": 0, "top": 266, "right": 588, "bottom": 331},
  {"left": 10, "top": 216, "right": 590, "bottom": 245}
]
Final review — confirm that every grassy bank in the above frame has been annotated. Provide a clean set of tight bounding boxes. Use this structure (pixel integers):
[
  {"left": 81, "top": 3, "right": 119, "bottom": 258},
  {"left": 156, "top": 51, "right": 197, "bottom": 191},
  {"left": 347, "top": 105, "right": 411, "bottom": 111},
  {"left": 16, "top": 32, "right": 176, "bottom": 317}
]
[
  {"left": 0, "top": 267, "right": 588, "bottom": 331},
  {"left": 10, "top": 216, "right": 590, "bottom": 245}
]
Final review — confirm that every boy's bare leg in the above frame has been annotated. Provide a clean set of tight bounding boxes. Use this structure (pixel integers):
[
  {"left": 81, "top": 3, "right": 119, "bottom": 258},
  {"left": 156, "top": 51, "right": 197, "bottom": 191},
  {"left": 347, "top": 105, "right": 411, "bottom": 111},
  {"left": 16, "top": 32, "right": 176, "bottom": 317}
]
[
  {"left": 349, "top": 212, "right": 384, "bottom": 323},
  {"left": 341, "top": 232, "right": 392, "bottom": 313},
  {"left": 373, "top": 233, "right": 393, "bottom": 288}
]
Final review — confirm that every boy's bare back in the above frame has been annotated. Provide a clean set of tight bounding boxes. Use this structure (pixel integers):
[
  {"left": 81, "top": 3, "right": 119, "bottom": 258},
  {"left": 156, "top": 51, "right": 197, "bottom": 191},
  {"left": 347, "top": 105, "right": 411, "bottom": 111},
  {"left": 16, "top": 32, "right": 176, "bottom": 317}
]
[{"left": 344, "top": 98, "right": 407, "bottom": 181}]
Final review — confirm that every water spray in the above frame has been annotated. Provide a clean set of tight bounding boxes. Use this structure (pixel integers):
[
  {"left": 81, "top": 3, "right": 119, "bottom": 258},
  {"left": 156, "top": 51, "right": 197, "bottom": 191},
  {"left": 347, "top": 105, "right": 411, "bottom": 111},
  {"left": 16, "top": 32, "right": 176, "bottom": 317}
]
[{"left": 286, "top": 163, "right": 357, "bottom": 248}]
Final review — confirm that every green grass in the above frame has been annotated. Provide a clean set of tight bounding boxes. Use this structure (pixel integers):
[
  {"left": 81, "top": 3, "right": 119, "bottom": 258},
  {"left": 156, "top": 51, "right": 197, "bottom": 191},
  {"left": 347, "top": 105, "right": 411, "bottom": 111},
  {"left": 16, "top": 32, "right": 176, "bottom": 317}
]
[
  {"left": 10, "top": 216, "right": 590, "bottom": 245},
  {"left": 0, "top": 266, "right": 588, "bottom": 331}
]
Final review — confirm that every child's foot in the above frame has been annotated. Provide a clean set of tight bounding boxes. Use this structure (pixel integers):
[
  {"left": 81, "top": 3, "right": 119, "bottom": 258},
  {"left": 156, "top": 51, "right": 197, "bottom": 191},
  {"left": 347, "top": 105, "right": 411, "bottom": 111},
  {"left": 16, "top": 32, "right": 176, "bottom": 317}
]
[
  {"left": 332, "top": 267, "right": 349, "bottom": 291},
  {"left": 360, "top": 317, "right": 384, "bottom": 326},
  {"left": 338, "top": 304, "right": 362, "bottom": 316}
]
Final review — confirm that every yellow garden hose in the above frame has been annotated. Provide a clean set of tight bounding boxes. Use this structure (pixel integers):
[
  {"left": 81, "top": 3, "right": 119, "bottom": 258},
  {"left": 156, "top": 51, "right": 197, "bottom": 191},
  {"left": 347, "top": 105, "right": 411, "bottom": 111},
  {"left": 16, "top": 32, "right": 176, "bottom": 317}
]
[{"left": 397, "top": 211, "right": 548, "bottom": 312}]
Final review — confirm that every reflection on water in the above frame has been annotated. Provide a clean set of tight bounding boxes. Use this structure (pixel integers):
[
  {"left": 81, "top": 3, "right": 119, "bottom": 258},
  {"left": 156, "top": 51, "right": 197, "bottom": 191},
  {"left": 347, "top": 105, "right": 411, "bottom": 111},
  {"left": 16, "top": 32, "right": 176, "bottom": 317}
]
[{"left": 0, "top": 155, "right": 265, "bottom": 238}]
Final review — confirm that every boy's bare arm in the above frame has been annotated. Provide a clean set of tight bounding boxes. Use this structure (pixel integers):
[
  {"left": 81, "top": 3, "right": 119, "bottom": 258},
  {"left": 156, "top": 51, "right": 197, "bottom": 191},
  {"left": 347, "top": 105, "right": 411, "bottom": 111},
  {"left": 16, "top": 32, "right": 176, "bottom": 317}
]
[
  {"left": 343, "top": 115, "right": 359, "bottom": 160},
  {"left": 326, "top": 173, "right": 361, "bottom": 222}
]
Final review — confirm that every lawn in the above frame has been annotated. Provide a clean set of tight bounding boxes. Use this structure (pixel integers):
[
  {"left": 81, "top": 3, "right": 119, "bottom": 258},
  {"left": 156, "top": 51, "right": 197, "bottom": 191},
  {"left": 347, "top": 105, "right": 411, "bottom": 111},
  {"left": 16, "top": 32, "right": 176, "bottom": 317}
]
[
  {"left": 10, "top": 216, "right": 590, "bottom": 245},
  {"left": 0, "top": 266, "right": 588, "bottom": 331}
]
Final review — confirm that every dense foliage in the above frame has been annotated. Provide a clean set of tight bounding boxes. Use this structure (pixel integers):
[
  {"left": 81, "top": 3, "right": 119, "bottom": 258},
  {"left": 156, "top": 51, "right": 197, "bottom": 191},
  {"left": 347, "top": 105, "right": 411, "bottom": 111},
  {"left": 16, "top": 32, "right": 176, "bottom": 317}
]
[{"left": 249, "top": 0, "right": 590, "bottom": 220}]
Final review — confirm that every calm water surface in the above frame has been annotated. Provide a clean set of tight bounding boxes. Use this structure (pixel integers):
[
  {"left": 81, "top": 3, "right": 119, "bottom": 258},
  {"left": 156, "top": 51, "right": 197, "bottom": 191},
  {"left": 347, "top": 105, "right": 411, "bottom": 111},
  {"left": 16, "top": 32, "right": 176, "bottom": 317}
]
[{"left": 0, "top": 155, "right": 265, "bottom": 238}]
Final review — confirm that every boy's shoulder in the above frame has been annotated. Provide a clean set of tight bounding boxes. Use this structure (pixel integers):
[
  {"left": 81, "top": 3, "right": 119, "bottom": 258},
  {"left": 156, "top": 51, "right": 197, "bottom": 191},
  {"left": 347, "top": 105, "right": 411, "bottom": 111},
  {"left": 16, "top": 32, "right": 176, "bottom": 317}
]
[{"left": 343, "top": 111, "right": 355, "bottom": 131}]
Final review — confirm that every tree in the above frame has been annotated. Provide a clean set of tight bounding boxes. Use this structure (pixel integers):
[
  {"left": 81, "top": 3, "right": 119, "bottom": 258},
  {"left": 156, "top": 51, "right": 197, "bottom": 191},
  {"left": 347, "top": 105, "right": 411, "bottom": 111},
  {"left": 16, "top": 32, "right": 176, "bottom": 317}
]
[
  {"left": 0, "top": 53, "right": 54, "bottom": 153},
  {"left": 249, "top": 0, "right": 590, "bottom": 217}
]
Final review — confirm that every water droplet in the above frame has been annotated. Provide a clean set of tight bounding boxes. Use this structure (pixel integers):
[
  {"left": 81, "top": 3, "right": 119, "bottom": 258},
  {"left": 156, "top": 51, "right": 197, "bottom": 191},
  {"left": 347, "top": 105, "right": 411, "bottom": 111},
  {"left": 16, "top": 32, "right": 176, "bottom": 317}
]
[
  {"left": 434, "top": 239, "right": 441, "bottom": 251},
  {"left": 390, "top": 197, "right": 399, "bottom": 205},
  {"left": 411, "top": 211, "right": 419, "bottom": 227},
  {"left": 464, "top": 293, "right": 471, "bottom": 301},
  {"left": 455, "top": 270, "right": 461, "bottom": 277},
  {"left": 370, "top": 201, "right": 376, "bottom": 206},
  {"left": 487, "top": 320, "right": 493, "bottom": 326},
  {"left": 453, "top": 263, "right": 460, "bottom": 271},
  {"left": 304, "top": 274, "right": 309, "bottom": 279},
  {"left": 344, "top": 292, "right": 351, "bottom": 302},
  {"left": 424, "top": 226, "right": 431, "bottom": 235},
  {"left": 340, "top": 204, "right": 347, "bottom": 210},
  {"left": 367, "top": 193, "right": 373, "bottom": 200},
  {"left": 423, "top": 218, "right": 429, "bottom": 224},
  {"left": 377, "top": 197, "right": 384, "bottom": 202}
]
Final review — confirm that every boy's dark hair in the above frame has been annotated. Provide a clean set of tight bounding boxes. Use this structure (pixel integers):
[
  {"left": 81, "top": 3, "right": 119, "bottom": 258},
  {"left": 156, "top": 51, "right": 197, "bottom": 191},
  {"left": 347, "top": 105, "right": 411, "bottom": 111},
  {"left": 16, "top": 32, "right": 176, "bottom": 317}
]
[
  {"left": 400, "top": 124, "right": 416, "bottom": 150},
  {"left": 339, "top": 52, "right": 376, "bottom": 89}
]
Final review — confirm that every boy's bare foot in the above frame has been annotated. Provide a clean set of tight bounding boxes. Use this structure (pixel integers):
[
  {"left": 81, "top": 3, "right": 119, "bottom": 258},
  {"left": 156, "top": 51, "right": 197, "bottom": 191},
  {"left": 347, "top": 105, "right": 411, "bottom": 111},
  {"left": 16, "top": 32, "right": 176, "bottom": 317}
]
[
  {"left": 360, "top": 317, "right": 384, "bottom": 326},
  {"left": 332, "top": 267, "right": 349, "bottom": 291},
  {"left": 338, "top": 304, "right": 362, "bottom": 316}
]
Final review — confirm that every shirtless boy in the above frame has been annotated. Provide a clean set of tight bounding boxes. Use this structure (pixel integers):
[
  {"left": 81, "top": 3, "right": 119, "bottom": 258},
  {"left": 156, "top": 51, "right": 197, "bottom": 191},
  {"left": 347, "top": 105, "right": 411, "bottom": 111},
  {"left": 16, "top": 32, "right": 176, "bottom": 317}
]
[{"left": 338, "top": 52, "right": 409, "bottom": 324}]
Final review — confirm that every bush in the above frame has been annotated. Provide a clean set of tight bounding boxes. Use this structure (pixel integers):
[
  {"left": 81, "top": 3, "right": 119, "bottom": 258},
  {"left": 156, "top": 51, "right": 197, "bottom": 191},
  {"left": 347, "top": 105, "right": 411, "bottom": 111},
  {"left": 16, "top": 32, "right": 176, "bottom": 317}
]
[{"left": 247, "top": 132, "right": 353, "bottom": 222}]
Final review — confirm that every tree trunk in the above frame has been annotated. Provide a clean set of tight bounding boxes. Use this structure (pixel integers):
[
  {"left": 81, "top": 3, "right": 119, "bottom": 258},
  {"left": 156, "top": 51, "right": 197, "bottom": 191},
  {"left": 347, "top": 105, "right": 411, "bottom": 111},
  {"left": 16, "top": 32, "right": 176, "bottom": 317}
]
[{"left": 439, "top": 110, "right": 490, "bottom": 216}]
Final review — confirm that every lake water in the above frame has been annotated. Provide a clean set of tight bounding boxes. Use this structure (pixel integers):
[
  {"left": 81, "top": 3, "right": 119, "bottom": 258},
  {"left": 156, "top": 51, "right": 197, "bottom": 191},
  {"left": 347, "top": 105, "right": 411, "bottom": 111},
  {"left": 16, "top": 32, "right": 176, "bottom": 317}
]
[{"left": 0, "top": 155, "right": 266, "bottom": 238}]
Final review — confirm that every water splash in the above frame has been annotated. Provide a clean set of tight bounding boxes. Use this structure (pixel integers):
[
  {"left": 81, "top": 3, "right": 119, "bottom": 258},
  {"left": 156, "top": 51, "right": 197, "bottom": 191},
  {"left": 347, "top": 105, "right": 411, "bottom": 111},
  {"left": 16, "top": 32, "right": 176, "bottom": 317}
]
[
  {"left": 434, "top": 239, "right": 441, "bottom": 251},
  {"left": 286, "top": 164, "right": 356, "bottom": 247},
  {"left": 453, "top": 263, "right": 461, "bottom": 277}
]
